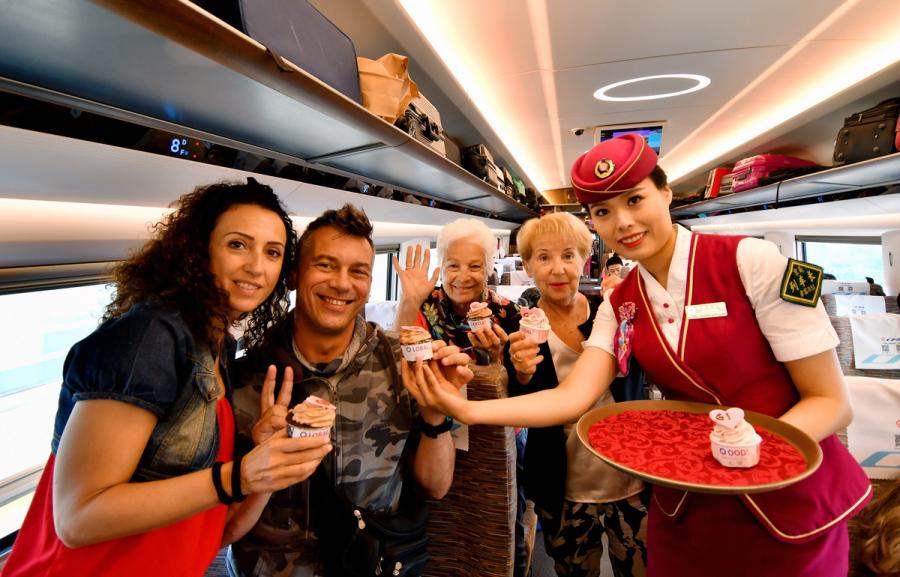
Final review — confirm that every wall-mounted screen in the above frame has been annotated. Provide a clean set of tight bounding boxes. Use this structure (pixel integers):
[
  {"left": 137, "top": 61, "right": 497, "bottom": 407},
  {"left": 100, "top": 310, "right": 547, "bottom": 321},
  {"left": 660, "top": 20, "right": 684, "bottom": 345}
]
[{"left": 597, "top": 125, "right": 663, "bottom": 154}]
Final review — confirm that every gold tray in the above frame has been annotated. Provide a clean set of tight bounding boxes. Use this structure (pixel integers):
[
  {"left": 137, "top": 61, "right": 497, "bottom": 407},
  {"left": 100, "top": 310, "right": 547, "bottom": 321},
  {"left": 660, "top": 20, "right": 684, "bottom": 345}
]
[{"left": 576, "top": 400, "right": 823, "bottom": 494}]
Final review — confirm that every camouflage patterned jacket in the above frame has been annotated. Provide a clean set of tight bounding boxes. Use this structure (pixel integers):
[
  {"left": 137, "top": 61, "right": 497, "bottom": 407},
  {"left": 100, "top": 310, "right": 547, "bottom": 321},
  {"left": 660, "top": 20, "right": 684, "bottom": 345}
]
[{"left": 228, "top": 315, "right": 419, "bottom": 577}]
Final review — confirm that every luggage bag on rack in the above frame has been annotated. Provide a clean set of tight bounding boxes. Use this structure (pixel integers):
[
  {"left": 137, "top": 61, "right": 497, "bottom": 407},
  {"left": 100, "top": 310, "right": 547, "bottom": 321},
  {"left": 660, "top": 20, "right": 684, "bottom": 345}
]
[
  {"left": 501, "top": 167, "right": 515, "bottom": 198},
  {"left": 704, "top": 167, "right": 731, "bottom": 199},
  {"left": 729, "top": 154, "right": 818, "bottom": 193},
  {"left": 462, "top": 144, "right": 501, "bottom": 188},
  {"left": 443, "top": 134, "right": 461, "bottom": 165},
  {"left": 193, "top": 0, "right": 361, "bottom": 103},
  {"left": 495, "top": 164, "right": 507, "bottom": 194},
  {"left": 833, "top": 98, "right": 900, "bottom": 165},
  {"left": 395, "top": 94, "right": 445, "bottom": 156}
]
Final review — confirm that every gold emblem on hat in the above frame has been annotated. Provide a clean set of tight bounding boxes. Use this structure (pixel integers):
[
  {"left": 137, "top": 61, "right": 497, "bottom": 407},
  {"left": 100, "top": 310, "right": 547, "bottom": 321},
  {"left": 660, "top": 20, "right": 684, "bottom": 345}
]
[{"left": 595, "top": 159, "right": 615, "bottom": 179}]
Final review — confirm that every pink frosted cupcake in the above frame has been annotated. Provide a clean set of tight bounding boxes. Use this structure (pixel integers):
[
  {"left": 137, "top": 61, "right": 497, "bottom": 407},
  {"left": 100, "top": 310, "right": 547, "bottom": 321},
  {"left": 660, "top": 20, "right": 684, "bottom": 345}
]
[
  {"left": 466, "top": 302, "right": 494, "bottom": 332},
  {"left": 399, "top": 326, "right": 433, "bottom": 361},
  {"left": 519, "top": 307, "right": 550, "bottom": 343},
  {"left": 287, "top": 395, "right": 336, "bottom": 439},
  {"left": 708, "top": 407, "right": 762, "bottom": 468}
]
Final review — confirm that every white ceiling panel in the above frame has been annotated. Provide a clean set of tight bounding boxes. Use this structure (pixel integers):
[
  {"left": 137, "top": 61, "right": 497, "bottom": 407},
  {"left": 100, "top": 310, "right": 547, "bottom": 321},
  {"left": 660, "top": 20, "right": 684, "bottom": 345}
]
[
  {"left": 552, "top": 46, "right": 790, "bottom": 113},
  {"left": 546, "top": 0, "right": 844, "bottom": 69}
]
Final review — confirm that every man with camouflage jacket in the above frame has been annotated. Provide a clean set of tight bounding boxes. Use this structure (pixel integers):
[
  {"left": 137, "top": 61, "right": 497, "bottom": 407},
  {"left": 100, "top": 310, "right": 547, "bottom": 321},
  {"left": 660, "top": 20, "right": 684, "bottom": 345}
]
[{"left": 228, "top": 204, "right": 470, "bottom": 577}]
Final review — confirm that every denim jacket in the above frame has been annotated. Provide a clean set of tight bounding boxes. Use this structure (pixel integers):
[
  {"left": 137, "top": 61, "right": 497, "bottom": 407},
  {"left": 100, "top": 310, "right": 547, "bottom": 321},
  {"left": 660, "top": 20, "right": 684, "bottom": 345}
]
[{"left": 54, "top": 302, "right": 232, "bottom": 482}]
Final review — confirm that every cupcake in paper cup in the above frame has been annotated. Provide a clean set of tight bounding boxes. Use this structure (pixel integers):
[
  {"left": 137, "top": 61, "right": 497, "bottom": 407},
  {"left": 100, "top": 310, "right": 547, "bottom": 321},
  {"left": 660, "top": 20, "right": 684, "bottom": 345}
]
[
  {"left": 708, "top": 407, "right": 762, "bottom": 468},
  {"left": 519, "top": 307, "right": 550, "bottom": 344},
  {"left": 466, "top": 301, "right": 494, "bottom": 332},
  {"left": 400, "top": 326, "right": 434, "bottom": 362},
  {"left": 287, "top": 395, "right": 336, "bottom": 439}
]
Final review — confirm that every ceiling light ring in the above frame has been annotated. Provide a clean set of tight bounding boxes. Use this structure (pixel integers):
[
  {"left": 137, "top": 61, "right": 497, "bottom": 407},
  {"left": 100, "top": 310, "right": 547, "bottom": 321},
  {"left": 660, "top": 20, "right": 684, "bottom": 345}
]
[{"left": 594, "top": 74, "right": 711, "bottom": 102}]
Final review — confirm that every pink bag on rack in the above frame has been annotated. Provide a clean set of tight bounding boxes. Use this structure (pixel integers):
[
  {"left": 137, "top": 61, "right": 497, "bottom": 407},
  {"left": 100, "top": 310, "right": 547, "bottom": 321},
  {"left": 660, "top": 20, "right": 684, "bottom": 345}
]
[{"left": 729, "top": 154, "right": 818, "bottom": 193}]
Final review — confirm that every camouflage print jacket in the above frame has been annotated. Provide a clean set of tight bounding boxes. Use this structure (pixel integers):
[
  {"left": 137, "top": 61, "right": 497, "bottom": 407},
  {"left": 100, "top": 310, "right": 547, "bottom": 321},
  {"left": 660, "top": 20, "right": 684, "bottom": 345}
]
[{"left": 228, "top": 315, "right": 419, "bottom": 577}]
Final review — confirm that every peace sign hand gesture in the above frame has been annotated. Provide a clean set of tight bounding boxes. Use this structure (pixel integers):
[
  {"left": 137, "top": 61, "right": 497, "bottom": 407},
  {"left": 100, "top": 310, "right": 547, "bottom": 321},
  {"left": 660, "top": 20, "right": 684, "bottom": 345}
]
[
  {"left": 251, "top": 365, "right": 294, "bottom": 445},
  {"left": 393, "top": 244, "right": 440, "bottom": 310}
]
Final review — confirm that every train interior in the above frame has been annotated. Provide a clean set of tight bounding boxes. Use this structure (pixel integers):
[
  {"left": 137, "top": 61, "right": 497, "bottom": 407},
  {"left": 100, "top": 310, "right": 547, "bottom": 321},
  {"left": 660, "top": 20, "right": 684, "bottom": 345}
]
[{"left": 0, "top": 1, "right": 899, "bottom": 575}]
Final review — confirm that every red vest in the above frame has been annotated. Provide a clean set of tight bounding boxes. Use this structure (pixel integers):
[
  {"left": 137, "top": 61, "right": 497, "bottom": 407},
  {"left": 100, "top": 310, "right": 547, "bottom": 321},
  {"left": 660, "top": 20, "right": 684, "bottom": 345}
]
[{"left": 610, "top": 233, "right": 871, "bottom": 573}]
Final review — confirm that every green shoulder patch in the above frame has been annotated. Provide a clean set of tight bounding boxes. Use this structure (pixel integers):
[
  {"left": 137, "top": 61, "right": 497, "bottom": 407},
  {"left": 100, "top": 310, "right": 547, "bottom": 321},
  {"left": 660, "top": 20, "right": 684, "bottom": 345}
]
[{"left": 780, "top": 258, "right": 824, "bottom": 307}]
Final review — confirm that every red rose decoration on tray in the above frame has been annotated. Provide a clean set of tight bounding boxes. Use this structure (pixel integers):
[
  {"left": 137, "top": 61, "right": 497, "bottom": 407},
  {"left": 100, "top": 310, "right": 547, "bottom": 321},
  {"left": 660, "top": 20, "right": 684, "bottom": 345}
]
[{"left": 588, "top": 409, "right": 809, "bottom": 488}]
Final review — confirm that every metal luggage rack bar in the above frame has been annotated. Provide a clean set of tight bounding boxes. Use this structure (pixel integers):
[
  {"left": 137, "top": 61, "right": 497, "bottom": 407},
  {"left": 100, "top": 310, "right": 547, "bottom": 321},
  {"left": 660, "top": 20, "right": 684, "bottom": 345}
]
[
  {"left": 0, "top": 0, "right": 535, "bottom": 221},
  {"left": 671, "top": 153, "right": 900, "bottom": 219}
]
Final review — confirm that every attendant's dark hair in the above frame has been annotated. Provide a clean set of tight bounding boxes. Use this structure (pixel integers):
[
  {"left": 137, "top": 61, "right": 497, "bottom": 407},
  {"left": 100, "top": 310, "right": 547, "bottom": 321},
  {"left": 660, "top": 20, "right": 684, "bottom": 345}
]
[
  {"left": 649, "top": 165, "right": 669, "bottom": 189},
  {"left": 106, "top": 179, "right": 296, "bottom": 349},
  {"left": 297, "top": 203, "right": 374, "bottom": 260}
]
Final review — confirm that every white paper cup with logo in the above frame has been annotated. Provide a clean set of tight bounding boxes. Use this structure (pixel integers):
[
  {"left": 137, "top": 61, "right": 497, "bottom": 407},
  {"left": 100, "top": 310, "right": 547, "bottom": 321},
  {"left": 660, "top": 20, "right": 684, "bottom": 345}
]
[
  {"left": 400, "top": 326, "right": 434, "bottom": 362},
  {"left": 709, "top": 435, "right": 762, "bottom": 468},
  {"left": 287, "top": 422, "right": 331, "bottom": 440},
  {"left": 467, "top": 316, "right": 494, "bottom": 332},
  {"left": 401, "top": 340, "right": 434, "bottom": 362},
  {"left": 519, "top": 324, "right": 549, "bottom": 344}
]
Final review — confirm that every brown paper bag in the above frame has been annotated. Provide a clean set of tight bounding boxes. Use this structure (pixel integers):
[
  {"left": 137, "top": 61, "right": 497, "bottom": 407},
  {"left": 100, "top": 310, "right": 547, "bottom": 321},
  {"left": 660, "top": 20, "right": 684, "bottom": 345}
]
[{"left": 357, "top": 53, "right": 419, "bottom": 123}]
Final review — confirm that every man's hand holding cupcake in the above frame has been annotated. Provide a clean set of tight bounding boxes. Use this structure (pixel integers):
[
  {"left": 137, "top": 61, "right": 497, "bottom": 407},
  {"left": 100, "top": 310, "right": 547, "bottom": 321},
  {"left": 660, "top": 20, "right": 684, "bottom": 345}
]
[
  {"left": 401, "top": 339, "right": 473, "bottom": 420},
  {"left": 239, "top": 365, "right": 333, "bottom": 496}
]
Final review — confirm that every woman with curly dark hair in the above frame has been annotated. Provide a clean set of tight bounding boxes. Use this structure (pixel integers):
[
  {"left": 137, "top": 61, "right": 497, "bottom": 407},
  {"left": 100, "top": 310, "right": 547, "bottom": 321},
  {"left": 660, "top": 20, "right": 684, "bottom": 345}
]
[{"left": 3, "top": 179, "right": 333, "bottom": 577}]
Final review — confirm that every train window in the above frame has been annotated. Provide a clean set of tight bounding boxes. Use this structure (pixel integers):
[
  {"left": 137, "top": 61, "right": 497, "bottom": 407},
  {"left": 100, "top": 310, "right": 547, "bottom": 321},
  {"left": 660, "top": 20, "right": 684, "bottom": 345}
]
[
  {"left": 370, "top": 252, "right": 398, "bottom": 303},
  {"left": 0, "top": 283, "right": 113, "bottom": 540},
  {"left": 796, "top": 237, "right": 883, "bottom": 284}
]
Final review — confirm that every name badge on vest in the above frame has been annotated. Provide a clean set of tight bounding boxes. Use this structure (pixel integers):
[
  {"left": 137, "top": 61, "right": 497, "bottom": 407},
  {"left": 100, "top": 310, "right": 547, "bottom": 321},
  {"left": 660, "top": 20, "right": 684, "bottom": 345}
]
[{"left": 685, "top": 302, "right": 728, "bottom": 320}]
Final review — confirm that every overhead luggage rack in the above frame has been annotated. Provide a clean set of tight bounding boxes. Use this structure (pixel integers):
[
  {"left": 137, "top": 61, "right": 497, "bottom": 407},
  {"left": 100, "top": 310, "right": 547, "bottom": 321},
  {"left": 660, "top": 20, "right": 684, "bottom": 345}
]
[
  {"left": 0, "top": 0, "right": 536, "bottom": 221},
  {"left": 671, "top": 152, "right": 900, "bottom": 219}
]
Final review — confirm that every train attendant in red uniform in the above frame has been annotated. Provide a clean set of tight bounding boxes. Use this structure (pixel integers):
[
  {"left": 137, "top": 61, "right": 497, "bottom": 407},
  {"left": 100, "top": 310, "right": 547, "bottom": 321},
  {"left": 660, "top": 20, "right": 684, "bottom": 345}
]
[{"left": 402, "top": 134, "right": 872, "bottom": 577}]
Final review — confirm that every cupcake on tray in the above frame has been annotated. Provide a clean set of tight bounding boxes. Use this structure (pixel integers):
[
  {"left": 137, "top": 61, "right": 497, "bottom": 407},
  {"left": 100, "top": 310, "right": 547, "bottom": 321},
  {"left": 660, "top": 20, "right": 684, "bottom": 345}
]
[
  {"left": 708, "top": 407, "right": 762, "bottom": 468},
  {"left": 400, "top": 325, "right": 433, "bottom": 361},
  {"left": 287, "top": 395, "right": 336, "bottom": 439},
  {"left": 519, "top": 307, "right": 550, "bottom": 343},
  {"left": 466, "top": 301, "right": 494, "bottom": 332}
]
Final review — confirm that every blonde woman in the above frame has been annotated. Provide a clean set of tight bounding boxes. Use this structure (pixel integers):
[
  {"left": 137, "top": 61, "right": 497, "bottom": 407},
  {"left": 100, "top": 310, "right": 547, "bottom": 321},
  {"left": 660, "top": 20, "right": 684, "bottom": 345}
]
[{"left": 508, "top": 212, "right": 648, "bottom": 577}]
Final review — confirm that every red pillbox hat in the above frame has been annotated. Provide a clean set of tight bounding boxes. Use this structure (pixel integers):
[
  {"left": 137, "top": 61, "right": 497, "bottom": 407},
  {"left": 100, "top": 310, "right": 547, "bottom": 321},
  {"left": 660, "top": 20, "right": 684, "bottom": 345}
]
[{"left": 570, "top": 133, "right": 658, "bottom": 204}]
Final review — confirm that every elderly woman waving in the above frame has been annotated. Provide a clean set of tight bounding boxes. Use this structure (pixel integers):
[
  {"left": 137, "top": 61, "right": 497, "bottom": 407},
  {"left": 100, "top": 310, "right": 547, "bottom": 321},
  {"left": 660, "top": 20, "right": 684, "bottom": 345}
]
[
  {"left": 393, "top": 218, "right": 520, "bottom": 365},
  {"left": 394, "top": 217, "right": 529, "bottom": 577}
]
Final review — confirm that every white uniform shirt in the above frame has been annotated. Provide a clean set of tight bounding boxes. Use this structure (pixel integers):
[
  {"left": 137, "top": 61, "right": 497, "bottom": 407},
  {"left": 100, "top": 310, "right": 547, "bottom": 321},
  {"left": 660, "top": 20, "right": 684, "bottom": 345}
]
[
  {"left": 547, "top": 303, "right": 644, "bottom": 503},
  {"left": 585, "top": 225, "right": 839, "bottom": 361}
]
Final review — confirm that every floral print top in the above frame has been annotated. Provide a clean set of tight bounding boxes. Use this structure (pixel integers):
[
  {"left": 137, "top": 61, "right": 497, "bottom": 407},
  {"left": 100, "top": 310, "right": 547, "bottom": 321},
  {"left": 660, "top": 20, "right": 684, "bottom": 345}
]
[{"left": 416, "top": 286, "right": 521, "bottom": 365}]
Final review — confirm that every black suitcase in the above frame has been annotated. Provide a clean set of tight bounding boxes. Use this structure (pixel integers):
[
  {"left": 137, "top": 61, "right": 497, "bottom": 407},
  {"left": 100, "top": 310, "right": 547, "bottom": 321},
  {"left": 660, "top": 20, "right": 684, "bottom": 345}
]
[
  {"left": 461, "top": 144, "right": 500, "bottom": 188},
  {"left": 524, "top": 187, "right": 540, "bottom": 211},
  {"left": 193, "top": 0, "right": 361, "bottom": 103},
  {"left": 395, "top": 94, "right": 445, "bottom": 156},
  {"left": 833, "top": 97, "right": 900, "bottom": 165}
]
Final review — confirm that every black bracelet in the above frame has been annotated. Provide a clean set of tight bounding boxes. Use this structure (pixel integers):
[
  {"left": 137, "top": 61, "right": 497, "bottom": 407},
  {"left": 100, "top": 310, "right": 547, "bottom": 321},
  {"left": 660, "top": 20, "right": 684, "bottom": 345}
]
[
  {"left": 419, "top": 415, "right": 454, "bottom": 438},
  {"left": 211, "top": 462, "right": 233, "bottom": 505},
  {"left": 231, "top": 453, "right": 247, "bottom": 503}
]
